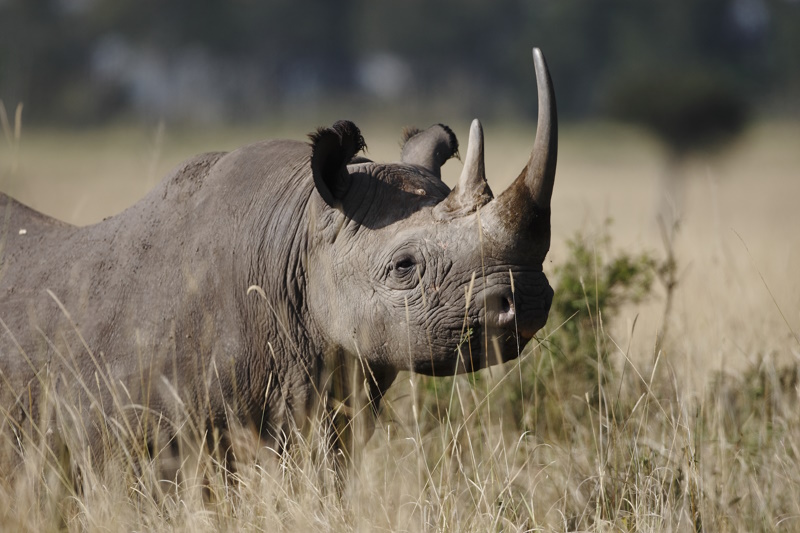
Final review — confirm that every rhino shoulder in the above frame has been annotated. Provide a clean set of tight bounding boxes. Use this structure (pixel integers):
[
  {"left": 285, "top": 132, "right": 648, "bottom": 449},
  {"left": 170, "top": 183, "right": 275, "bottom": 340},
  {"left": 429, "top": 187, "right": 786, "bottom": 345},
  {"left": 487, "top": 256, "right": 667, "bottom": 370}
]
[
  {"left": 155, "top": 141, "right": 311, "bottom": 205},
  {"left": 159, "top": 151, "right": 228, "bottom": 202}
]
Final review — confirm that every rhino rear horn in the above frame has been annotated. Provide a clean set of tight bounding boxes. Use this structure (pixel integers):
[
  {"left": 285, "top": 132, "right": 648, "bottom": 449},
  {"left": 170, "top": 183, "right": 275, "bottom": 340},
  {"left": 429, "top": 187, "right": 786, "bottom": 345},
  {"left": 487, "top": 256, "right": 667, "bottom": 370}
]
[
  {"left": 310, "top": 120, "right": 366, "bottom": 207},
  {"left": 433, "top": 119, "right": 494, "bottom": 220},
  {"left": 400, "top": 123, "right": 459, "bottom": 179}
]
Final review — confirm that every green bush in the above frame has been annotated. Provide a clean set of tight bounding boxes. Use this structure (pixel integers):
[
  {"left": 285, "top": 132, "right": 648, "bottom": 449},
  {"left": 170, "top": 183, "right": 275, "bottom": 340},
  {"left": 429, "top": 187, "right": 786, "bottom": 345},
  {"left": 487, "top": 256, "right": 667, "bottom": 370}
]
[
  {"left": 505, "top": 221, "right": 659, "bottom": 435},
  {"left": 548, "top": 221, "right": 656, "bottom": 357}
]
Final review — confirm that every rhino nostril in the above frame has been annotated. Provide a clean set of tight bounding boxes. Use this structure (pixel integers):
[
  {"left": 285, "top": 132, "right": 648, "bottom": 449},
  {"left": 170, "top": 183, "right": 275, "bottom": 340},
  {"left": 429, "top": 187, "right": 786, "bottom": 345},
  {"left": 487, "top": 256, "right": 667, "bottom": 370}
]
[
  {"left": 500, "top": 294, "right": 512, "bottom": 314},
  {"left": 497, "top": 292, "right": 515, "bottom": 327},
  {"left": 483, "top": 287, "right": 519, "bottom": 329}
]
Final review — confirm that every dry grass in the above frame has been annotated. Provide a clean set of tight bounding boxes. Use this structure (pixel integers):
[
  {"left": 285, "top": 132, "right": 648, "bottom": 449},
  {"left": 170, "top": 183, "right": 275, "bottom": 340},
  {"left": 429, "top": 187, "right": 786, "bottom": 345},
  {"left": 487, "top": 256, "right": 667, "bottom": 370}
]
[{"left": 1, "top": 117, "right": 799, "bottom": 531}]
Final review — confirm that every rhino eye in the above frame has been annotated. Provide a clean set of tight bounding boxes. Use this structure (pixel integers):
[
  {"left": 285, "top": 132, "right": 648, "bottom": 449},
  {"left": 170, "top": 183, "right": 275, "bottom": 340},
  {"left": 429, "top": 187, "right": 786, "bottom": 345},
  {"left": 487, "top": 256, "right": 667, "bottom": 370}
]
[
  {"left": 387, "top": 249, "right": 424, "bottom": 289},
  {"left": 393, "top": 256, "right": 416, "bottom": 275}
]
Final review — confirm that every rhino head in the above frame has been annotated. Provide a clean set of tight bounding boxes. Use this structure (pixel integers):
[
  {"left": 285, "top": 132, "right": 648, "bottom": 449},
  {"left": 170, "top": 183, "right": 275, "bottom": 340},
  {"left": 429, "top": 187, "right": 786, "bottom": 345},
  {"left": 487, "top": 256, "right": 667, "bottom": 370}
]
[{"left": 305, "top": 49, "right": 557, "bottom": 385}]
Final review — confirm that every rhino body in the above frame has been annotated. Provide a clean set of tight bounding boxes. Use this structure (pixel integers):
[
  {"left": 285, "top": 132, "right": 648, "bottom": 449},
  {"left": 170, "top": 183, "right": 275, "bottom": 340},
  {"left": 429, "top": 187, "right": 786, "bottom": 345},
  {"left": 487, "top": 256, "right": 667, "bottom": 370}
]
[{"left": 0, "top": 49, "right": 558, "bottom": 466}]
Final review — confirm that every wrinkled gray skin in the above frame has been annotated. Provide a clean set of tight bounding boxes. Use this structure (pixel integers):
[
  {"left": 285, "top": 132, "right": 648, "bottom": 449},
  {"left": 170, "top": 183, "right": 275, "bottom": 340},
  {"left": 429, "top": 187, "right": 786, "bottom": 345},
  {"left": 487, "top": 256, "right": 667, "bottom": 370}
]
[{"left": 0, "top": 49, "right": 558, "bottom": 465}]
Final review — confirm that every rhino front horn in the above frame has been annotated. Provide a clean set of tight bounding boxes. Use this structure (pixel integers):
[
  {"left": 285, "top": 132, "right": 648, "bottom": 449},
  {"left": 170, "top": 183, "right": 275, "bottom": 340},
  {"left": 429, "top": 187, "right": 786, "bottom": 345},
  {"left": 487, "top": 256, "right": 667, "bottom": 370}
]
[{"left": 484, "top": 48, "right": 557, "bottom": 238}]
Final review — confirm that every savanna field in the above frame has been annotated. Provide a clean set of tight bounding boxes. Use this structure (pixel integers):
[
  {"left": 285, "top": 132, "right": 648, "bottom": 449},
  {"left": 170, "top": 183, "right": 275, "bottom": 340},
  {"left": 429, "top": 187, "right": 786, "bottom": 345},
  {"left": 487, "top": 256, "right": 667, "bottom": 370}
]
[{"left": 1, "top": 117, "right": 799, "bottom": 531}]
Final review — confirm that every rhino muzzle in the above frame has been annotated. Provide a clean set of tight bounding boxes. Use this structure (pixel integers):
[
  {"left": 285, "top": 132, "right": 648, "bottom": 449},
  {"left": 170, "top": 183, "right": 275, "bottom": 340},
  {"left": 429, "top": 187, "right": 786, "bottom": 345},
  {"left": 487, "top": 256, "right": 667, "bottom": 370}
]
[
  {"left": 412, "top": 48, "right": 559, "bottom": 376},
  {"left": 465, "top": 47, "right": 557, "bottom": 356},
  {"left": 482, "top": 279, "right": 554, "bottom": 342}
]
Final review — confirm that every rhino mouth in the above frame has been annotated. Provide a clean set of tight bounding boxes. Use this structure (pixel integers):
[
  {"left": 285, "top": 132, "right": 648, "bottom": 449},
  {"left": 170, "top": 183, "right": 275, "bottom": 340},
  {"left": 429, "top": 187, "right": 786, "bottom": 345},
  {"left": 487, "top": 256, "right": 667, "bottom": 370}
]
[
  {"left": 448, "top": 328, "right": 535, "bottom": 374},
  {"left": 410, "top": 277, "right": 553, "bottom": 377},
  {"left": 467, "top": 282, "right": 553, "bottom": 368},
  {"left": 415, "top": 304, "right": 551, "bottom": 377}
]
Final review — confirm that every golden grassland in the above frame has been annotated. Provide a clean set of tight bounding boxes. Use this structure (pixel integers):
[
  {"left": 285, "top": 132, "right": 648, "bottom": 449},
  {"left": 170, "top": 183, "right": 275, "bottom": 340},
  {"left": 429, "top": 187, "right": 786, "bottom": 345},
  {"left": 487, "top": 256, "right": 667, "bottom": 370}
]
[{"left": 0, "top": 118, "right": 799, "bottom": 531}]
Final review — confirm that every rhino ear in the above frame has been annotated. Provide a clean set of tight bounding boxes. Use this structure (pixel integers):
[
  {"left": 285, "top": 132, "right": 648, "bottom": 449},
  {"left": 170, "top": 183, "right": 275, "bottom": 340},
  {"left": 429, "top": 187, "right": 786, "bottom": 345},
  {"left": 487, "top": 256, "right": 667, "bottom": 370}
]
[
  {"left": 400, "top": 124, "right": 459, "bottom": 179},
  {"left": 310, "top": 120, "right": 366, "bottom": 207}
]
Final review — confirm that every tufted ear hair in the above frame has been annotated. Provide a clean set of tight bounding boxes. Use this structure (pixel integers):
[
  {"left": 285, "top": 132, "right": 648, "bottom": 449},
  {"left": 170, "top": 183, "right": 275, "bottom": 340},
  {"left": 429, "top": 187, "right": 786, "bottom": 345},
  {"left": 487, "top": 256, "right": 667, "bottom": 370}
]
[
  {"left": 310, "top": 120, "right": 366, "bottom": 207},
  {"left": 400, "top": 124, "right": 459, "bottom": 179}
]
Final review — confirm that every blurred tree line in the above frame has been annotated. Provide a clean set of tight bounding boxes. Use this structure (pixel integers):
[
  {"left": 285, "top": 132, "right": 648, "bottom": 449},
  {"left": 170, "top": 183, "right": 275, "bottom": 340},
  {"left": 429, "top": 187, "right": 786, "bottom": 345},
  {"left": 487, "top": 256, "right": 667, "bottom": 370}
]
[{"left": 0, "top": 0, "right": 798, "bottom": 126}]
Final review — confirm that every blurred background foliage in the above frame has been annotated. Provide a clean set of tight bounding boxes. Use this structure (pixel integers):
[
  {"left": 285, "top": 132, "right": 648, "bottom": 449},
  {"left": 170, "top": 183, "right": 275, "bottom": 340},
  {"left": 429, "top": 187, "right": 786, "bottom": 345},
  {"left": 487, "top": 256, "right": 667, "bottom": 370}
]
[{"left": 1, "top": 0, "right": 798, "bottom": 130}]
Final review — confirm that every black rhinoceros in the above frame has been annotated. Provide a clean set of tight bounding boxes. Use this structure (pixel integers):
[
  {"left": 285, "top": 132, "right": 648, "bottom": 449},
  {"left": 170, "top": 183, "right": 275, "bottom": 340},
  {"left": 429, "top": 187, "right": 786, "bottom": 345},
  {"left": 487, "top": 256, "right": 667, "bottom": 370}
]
[{"left": 0, "top": 49, "right": 557, "bottom": 467}]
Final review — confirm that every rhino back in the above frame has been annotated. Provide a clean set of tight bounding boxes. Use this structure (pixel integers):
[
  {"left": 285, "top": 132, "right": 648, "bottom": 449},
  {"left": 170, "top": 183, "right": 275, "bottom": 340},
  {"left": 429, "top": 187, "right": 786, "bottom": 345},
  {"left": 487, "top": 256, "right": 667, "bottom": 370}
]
[{"left": 0, "top": 192, "right": 73, "bottom": 283}]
